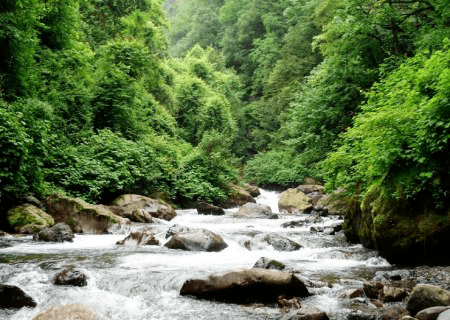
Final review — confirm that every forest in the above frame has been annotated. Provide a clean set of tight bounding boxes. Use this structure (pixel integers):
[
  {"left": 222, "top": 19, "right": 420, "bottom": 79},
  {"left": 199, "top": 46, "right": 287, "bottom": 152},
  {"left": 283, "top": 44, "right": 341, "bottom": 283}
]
[{"left": 1, "top": 0, "right": 450, "bottom": 234}]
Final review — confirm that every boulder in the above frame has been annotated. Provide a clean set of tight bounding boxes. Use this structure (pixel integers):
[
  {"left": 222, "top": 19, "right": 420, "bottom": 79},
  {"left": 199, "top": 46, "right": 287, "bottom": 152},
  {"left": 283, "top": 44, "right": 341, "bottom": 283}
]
[
  {"left": 415, "top": 306, "right": 450, "bottom": 320},
  {"left": 437, "top": 309, "right": 450, "bottom": 320},
  {"left": 22, "top": 196, "right": 42, "bottom": 207},
  {"left": 407, "top": 284, "right": 450, "bottom": 316},
  {"left": 116, "top": 231, "right": 160, "bottom": 246},
  {"left": 244, "top": 233, "right": 302, "bottom": 251},
  {"left": 0, "top": 284, "right": 36, "bottom": 309},
  {"left": 347, "top": 312, "right": 377, "bottom": 320},
  {"left": 32, "top": 304, "right": 97, "bottom": 320},
  {"left": 54, "top": 268, "right": 88, "bottom": 287},
  {"left": 33, "top": 223, "right": 74, "bottom": 242},
  {"left": 164, "top": 229, "right": 228, "bottom": 252},
  {"left": 111, "top": 194, "right": 176, "bottom": 221},
  {"left": 196, "top": 202, "right": 225, "bottom": 216},
  {"left": 305, "top": 205, "right": 329, "bottom": 217},
  {"left": 7, "top": 204, "right": 54, "bottom": 234},
  {"left": 46, "top": 194, "right": 128, "bottom": 234},
  {"left": 180, "top": 268, "right": 310, "bottom": 303},
  {"left": 234, "top": 203, "right": 272, "bottom": 218},
  {"left": 383, "top": 286, "right": 409, "bottom": 303},
  {"left": 338, "top": 288, "right": 364, "bottom": 299},
  {"left": 281, "top": 306, "right": 329, "bottom": 320},
  {"left": 244, "top": 184, "right": 261, "bottom": 197},
  {"left": 297, "top": 185, "right": 325, "bottom": 195},
  {"left": 253, "top": 257, "right": 286, "bottom": 270},
  {"left": 165, "top": 224, "right": 192, "bottom": 239},
  {"left": 278, "top": 188, "right": 312, "bottom": 214},
  {"left": 221, "top": 184, "right": 256, "bottom": 208},
  {"left": 380, "top": 305, "right": 410, "bottom": 320}
]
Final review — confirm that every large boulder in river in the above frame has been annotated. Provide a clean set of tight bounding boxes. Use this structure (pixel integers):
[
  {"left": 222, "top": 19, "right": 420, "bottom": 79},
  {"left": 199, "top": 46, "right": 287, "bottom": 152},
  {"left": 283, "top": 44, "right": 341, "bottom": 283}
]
[
  {"left": 221, "top": 184, "right": 256, "bottom": 208},
  {"left": 196, "top": 202, "right": 225, "bottom": 216},
  {"left": 116, "top": 231, "right": 160, "bottom": 246},
  {"left": 0, "top": 284, "right": 36, "bottom": 309},
  {"left": 7, "top": 204, "right": 54, "bottom": 234},
  {"left": 33, "top": 304, "right": 97, "bottom": 320},
  {"left": 406, "top": 284, "right": 450, "bottom": 316},
  {"left": 33, "top": 222, "right": 74, "bottom": 242},
  {"left": 180, "top": 268, "right": 309, "bottom": 303},
  {"left": 253, "top": 257, "right": 286, "bottom": 270},
  {"left": 110, "top": 194, "right": 176, "bottom": 221},
  {"left": 54, "top": 267, "right": 88, "bottom": 287},
  {"left": 244, "top": 232, "right": 302, "bottom": 251},
  {"left": 164, "top": 229, "right": 228, "bottom": 252},
  {"left": 278, "top": 188, "right": 313, "bottom": 214},
  {"left": 46, "top": 194, "right": 128, "bottom": 234},
  {"left": 234, "top": 203, "right": 272, "bottom": 218}
]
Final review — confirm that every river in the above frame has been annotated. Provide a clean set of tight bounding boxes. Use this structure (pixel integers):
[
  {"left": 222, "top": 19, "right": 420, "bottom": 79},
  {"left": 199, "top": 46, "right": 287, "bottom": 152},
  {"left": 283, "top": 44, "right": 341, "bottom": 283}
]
[{"left": 0, "top": 189, "right": 391, "bottom": 320}]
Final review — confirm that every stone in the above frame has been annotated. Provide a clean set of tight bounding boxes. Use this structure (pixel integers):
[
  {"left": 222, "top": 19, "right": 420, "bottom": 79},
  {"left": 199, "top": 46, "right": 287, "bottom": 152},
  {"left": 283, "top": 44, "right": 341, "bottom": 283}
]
[
  {"left": 278, "top": 188, "right": 312, "bottom": 214},
  {"left": 416, "top": 306, "right": 450, "bottom": 320},
  {"left": 196, "top": 202, "right": 225, "bottom": 216},
  {"left": 244, "top": 184, "right": 261, "bottom": 197},
  {"left": 383, "top": 286, "right": 409, "bottom": 303},
  {"left": 22, "top": 196, "right": 41, "bottom": 207},
  {"left": 116, "top": 231, "right": 160, "bottom": 246},
  {"left": 253, "top": 257, "right": 286, "bottom": 270},
  {"left": 281, "top": 220, "right": 305, "bottom": 228},
  {"left": 310, "top": 226, "right": 324, "bottom": 233},
  {"left": 33, "top": 304, "right": 97, "bottom": 320},
  {"left": 407, "top": 284, "right": 450, "bottom": 316},
  {"left": 165, "top": 224, "right": 192, "bottom": 239},
  {"left": 437, "top": 309, "right": 450, "bottom": 320},
  {"left": 281, "top": 306, "right": 329, "bottom": 320},
  {"left": 244, "top": 233, "right": 302, "bottom": 251},
  {"left": 54, "top": 268, "right": 88, "bottom": 287},
  {"left": 234, "top": 203, "right": 272, "bottom": 218},
  {"left": 323, "top": 228, "right": 335, "bottom": 235},
  {"left": 296, "top": 185, "right": 325, "bottom": 195},
  {"left": 221, "top": 184, "right": 256, "bottom": 208},
  {"left": 347, "top": 311, "right": 377, "bottom": 320},
  {"left": 7, "top": 204, "right": 54, "bottom": 234},
  {"left": 387, "top": 270, "right": 410, "bottom": 281},
  {"left": 33, "top": 223, "right": 74, "bottom": 242},
  {"left": 164, "top": 229, "right": 227, "bottom": 252},
  {"left": 364, "top": 282, "right": 384, "bottom": 299},
  {"left": 0, "top": 284, "right": 36, "bottom": 309},
  {"left": 180, "top": 268, "right": 309, "bottom": 303},
  {"left": 338, "top": 288, "right": 365, "bottom": 299},
  {"left": 111, "top": 194, "right": 176, "bottom": 221},
  {"left": 46, "top": 194, "right": 128, "bottom": 234},
  {"left": 380, "top": 305, "right": 409, "bottom": 320}
]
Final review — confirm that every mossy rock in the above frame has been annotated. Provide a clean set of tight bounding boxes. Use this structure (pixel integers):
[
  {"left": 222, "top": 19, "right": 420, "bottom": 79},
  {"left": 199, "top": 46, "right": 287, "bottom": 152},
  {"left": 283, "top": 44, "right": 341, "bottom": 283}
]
[
  {"left": 110, "top": 194, "right": 176, "bottom": 221},
  {"left": 278, "top": 188, "right": 312, "bottom": 213},
  {"left": 406, "top": 284, "right": 450, "bottom": 316},
  {"left": 221, "top": 184, "right": 256, "bottom": 208},
  {"left": 7, "top": 204, "right": 54, "bottom": 234},
  {"left": 46, "top": 194, "right": 127, "bottom": 234}
]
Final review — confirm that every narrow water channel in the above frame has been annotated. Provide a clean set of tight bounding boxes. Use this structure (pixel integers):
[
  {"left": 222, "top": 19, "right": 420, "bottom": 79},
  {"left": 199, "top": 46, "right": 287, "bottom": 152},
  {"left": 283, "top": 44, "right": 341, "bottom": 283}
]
[{"left": 0, "top": 189, "right": 391, "bottom": 320}]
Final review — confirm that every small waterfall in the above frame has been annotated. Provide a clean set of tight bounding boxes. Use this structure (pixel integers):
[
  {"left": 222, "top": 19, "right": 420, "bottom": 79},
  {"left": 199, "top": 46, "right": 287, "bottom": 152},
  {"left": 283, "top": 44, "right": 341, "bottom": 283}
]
[{"left": 255, "top": 188, "right": 281, "bottom": 213}]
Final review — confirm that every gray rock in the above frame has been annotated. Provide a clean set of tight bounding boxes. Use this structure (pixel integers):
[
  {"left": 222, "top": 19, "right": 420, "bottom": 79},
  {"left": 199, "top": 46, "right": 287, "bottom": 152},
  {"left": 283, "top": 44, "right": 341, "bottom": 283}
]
[
  {"left": 180, "top": 268, "right": 309, "bottom": 303},
  {"left": 196, "top": 202, "right": 225, "bottom": 216},
  {"left": 164, "top": 229, "right": 228, "bottom": 252},
  {"left": 383, "top": 286, "right": 409, "bottom": 302},
  {"left": 281, "top": 305, "right": 329, "bottom": 320},
  {"left": 116, "top": 231, "right": 160, "bottom": 246},
  {"left": 22, "top": 196, "right": 41, "bottom": 207},
  {"left": 253, "top": 257, "right": 286, "bottom": 270},
  {"left": 282, "top": 220, "right": 305, "bottom": 228},
  {"left": 310, "top": 226, "right": 324, "bottom": 233},
  {"left": 0, "top": 284, "right": 36, "bottom": 309},
  {"left": 165, "top": 224, "right": 191, "bottom": 239},
  {"left": 54, "top": 268, "right": 88, "bottom": 287},
  {"left": 234, "top": 203, "right": 272, "bottom": 218},
  {"left": 338, "top": 288, "right": 364, "bottom": 299},
  {"left": 244, "top": 233, "right": 302, "bottom": 251},
  {"left": 380, "top": 305, "right": 409, "bottom": 320},
  {"left": 347, "top": 311, "right": 377, "bottom": 320},
  {"left": 323, "top": 228, "right": 335, "bottom": 235},
  {"left": 244, "top": 184, "right": 261, "bottom": 197},
  {"left": 33, "top": 223, "right": 74, "bottom": 242},
  {"left": 407, "top": 284, "right": 450, "bottom": 316},
  {"left": 416, "top": 306, "right": 450, "bottom": 320},
  {"left": 388, "top": 270, "right": 411, "bottom": 281},
  {"left": 437, "top": 309, "right": 450, "bottom": 320}
]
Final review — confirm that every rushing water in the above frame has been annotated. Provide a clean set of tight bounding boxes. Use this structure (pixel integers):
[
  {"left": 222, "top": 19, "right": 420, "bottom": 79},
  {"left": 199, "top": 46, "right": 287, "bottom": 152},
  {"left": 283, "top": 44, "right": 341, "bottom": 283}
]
[{"left": 0, "top": 190, "right": 391, "bottom": 320}]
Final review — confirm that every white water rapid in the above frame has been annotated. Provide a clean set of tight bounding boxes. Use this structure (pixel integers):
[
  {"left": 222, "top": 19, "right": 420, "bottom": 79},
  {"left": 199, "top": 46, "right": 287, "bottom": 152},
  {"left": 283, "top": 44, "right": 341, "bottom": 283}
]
[{"left": 0, "top": 190, "right": 390, "bottom": 320}]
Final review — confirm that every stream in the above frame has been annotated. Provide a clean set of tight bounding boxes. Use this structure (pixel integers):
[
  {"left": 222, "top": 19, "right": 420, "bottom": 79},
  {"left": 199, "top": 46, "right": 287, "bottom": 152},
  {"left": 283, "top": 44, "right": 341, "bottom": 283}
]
[{"left": 0, "top": 189, "right": 392, "bottom": 320}]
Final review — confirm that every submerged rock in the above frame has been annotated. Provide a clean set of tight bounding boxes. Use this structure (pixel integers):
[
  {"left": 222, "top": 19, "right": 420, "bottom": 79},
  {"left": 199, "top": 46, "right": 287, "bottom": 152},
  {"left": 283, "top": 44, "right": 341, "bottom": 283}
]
[
  {"left": 234, "top": 203, "right": 272, "bottom": 218},
  {"left": 244, "top": 233, "right": 302, "bottom": 251},
  {"left": 33, "top": 304, "right": 97, "bottom": 320},
  {"left": 116, "top": 231, "right": 159, "bottom": 246},
  {"left": 253, "top": 257, "right": 286, "bottom": 270},
  {"left": 33, "top": 222, "right": 74, "bottom": 242},
  {"left": 0, "top": 284, "right": 36, "bottom": 309},
  {"left": 7, "top": 204, "right": 54, "bottom": 234},
  {"left": 111, "top": 194, "right": 176, "bottom": 221},
  {"left": 406, "top": 284, "right": 450, "bottom": 316},
  {"left": 54, "top": 268, "right": 88, "bottom": 287},
  {"left": 180, "top": 268, "right": 309, "bottom": 303},
  {"left": 164, "top": 229, "right": 228, "bottom": 252},
  {"left": 196, "top": 202, "right": 225, "bottom": 216}
]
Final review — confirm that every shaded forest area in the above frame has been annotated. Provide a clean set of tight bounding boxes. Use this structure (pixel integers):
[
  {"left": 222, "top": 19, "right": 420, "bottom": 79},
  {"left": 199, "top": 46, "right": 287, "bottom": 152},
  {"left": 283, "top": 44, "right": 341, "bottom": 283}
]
[{"left": 1, "top": 0, "right": 450, "bottom": 239}]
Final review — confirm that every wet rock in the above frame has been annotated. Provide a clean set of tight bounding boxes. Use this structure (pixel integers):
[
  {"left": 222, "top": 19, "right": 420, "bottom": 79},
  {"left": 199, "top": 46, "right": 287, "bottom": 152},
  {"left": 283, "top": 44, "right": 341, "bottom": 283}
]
[
  {"left": 253, "top": 257, "right": 286, "bottom": 270},
  {"left": 196, "top": 202, "right": 225, "bottom": 216},
  {"left": 180, "top": 268, "right": 310, "bottom": 304},
  {"left": 364, "top": 282, "right": 384, "bottom": 299},
  {"left": 310, "top": 226, "right": 324, "bottom": 233},
  {"left": 33, "top": 304, "right": 97, "bottom": 320},
  {"left": 116, "top": 231, "right": 160, "bottom": 246},
  {"left": 415, "top": 306, "right": 450, "bottom": 320},
  {"left": 305, "top": 205, "right": 329, "bottom": 217},
  {"left": 0, "top": 284, "right": 36, "bottom": 309},
  {"left": 54, "top": 268, "right": 88, "bottom": 287},
  {"left": 437, "top": 309, "right": 450, "bottom": 319},
  {"left": 278, "top": 187, "right": 312, "bottom": 214},
  {"left": 380, "top": 305, "right": 409, "bottom": 320},
  {"left": 46, "top": 194, "right": 128, "bottom": 234},
  {"left": 338, "top": 288, "right": 364, "bottom": 299},
  {"left": 111, "top": 194, "right": 176, "bottom": 221},
  {"left": 330, "top": 221, "right": 344, "bottom": 233},
  {"left": 7, "top": 204, "right": 54, "bottom": 234},
  {"left": 244, "top": 184, "right": 261, "bottom": 197},
  {"left": 388, "top": 270, "right": 411, "bottom": 281},
  {"left": 165, "top": 224, "right": 192, "bottom": 239},
  {"left": 221, "top": 183, "right": 256, "bottom": 208},
  {"left": 244, "top": 233, "right": 302, "bottom": 251},
  {"left": 269, "top": 214, "right": 279, "bottom": 219},
  {"left": 305, "top": 215, "right": 324, "bottom": 224},
  {"left": 278, "top": 296, "right": 301, "bottom": 309},
  {"left": 234, "top": 203, "right": 272, "bottom": 218},
  {"left": 383, "top": 286, "right": 409, "bottom": 303},
  {"left": 406, "top": 284, "right": 450, "bottom": 316},
  {"left": 323, "top": 228, "right": 335, "bottom": 235},
  {"left": 282, "top": 220, "right": 305, "bottom": 228},
  {"left": 280, "top": 305, "right": 329, "bottom": 320},
  {"left": 164, "top": 229, "right": 227, "bottom": 252},
  {"left": 347, "top": 311, "right": 377, "bottom": 320},
  {"left": 33, "top": 222, "right": 74, "bottom": 242}
]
